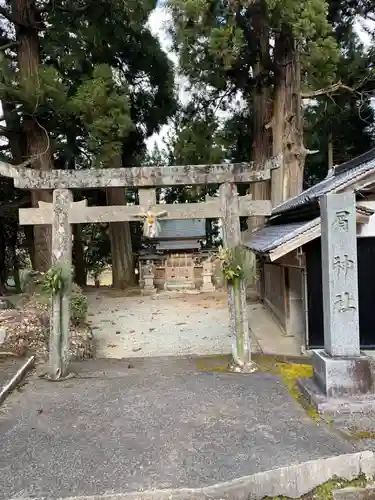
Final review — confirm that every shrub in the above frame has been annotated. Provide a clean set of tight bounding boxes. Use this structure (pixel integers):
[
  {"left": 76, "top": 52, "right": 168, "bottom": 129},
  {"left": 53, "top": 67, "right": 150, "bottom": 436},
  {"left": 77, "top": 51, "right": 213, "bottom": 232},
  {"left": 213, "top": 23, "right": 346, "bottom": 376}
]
[{"left": 70, "top": 284, "right": 88, "bottom": 325}]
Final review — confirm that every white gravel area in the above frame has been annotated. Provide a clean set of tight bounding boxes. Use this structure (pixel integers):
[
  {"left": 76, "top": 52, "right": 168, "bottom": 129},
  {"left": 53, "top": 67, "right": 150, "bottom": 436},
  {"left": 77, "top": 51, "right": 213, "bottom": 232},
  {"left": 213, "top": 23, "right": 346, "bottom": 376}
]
[{"left": 86, "top": 289, "right": 233, "bottom": 358}]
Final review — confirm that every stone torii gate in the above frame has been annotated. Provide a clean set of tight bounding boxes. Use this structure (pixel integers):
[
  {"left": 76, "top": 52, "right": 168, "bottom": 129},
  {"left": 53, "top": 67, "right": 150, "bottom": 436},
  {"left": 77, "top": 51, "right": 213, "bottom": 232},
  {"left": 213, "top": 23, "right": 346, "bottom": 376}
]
[{"left": 0, "top": 157, "right": 281, "bottom": 379}]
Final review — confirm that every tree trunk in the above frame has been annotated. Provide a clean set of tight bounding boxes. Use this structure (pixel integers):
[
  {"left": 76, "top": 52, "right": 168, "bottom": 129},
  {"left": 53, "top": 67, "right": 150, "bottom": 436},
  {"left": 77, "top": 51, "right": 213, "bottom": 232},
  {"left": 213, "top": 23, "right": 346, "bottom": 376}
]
[
  {"left": 248, "top": 5, "right": 272, "bottom": 232},
  {"left": 24, "top": 225, "right": 36, "bottom": 268},
  {"left": 26, "top": 123, "right": 52, "bottom": 272},
  {"left": 0, "top": 221, "right": 7, "bottom": 294},
  {"left": 106, "top": 185, "right": 135, "bottom": 289},
  {"left": 12, "top": 0, "right": 53, "bottom": 271},
  {"left": 2, "top": 99, "right": 32, "bottom": 271},
  {"left": 73, "top": 224, "right": 86, "bottom": 287},
  {"left": 271, "top": 33, "right": 305, "bottom": 206}
]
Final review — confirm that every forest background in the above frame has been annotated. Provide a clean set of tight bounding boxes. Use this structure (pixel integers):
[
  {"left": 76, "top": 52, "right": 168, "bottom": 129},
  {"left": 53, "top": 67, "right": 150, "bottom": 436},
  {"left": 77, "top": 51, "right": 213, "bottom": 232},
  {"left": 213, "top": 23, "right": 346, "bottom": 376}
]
[{"left": 0, "top": 0, "right": 374, "bottom": 291}]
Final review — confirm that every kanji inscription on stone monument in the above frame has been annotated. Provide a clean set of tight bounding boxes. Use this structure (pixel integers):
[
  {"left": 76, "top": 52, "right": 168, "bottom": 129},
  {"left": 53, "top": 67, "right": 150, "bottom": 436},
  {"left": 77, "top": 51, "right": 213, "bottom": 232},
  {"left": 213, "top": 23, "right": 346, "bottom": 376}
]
[
  {"left": 333, "top": 292, "right": 356, "bottom": 313},
  {"left": 320, "top": 192, "right": 360, "bottom": 357},
  {"left": 333, "top": 209, "right": 350, "bottom": 232},
  {"left": 332, "top": 254, "right": 354, "bottom": 278}
]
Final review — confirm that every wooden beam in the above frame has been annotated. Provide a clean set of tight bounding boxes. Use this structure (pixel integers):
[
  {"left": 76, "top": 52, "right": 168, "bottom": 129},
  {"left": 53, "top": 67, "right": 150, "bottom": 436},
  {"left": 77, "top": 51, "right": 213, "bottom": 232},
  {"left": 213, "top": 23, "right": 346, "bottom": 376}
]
[
  {"left": 19, "top": 198, "right": 272, "bottom": 225},
  {"left": 9, "top": 156, "right": 282, "bottom": 189}
]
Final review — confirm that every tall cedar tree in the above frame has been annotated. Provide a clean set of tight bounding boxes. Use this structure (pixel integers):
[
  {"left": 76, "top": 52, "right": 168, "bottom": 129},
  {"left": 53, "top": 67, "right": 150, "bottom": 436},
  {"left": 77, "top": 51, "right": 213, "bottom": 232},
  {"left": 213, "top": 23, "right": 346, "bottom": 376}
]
[{"left": 0, "top": 0, "right": 176, "bottom": 287}]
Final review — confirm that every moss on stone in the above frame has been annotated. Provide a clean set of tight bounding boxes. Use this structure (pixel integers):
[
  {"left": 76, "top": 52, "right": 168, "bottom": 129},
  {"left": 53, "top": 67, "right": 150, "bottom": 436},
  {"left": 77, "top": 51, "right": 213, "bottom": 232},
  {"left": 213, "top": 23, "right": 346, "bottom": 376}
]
[
  {"left": 263, "top": 474, "right": 370, "bottom": 500},
  {"left": 194, "top": 354, "right": 232, "bottom": 372},
  {"left": 194, "top": 354, "right": 312, "bottom": 373},
  {"left": 347, "top": 431, "right": 375, "bottom": 440},
  {"left": 264, "top": 361, "right": 318, "bottom": 421},
  {"left": 194, "top": 355, "right": 319, "bottom": 421}
]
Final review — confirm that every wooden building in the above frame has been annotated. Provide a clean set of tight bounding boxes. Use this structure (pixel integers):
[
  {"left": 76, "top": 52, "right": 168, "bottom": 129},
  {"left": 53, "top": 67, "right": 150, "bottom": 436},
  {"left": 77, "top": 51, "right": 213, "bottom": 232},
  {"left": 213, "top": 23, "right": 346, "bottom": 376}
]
[{"left": 245, "top": 148, "right": 375, "bottom": 352}]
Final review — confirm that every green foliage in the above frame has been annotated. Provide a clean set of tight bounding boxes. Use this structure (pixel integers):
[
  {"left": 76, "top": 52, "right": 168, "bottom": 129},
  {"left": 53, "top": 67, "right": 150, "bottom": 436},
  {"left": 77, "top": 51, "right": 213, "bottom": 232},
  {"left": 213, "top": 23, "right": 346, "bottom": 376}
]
[
  {"left": 0, "top": 0, "right": 176, "bottom": 171},
  {"left": 40, "top": 267, "right": 87, "bottom": 323},
  {"left": 70, "top": 284, "right": 88, "bottom": 325},
  {"left": 69, "top": 65, "right": 133, "bottom": 166},
  {"left": 216, "top": 246, "right": 258, "bottom": 284},
  {"left": 0, "top": 0, "right": 177, "bottom": 281},
  {"left": 167, "top": 0, "right": 339, "bottom": 99},
  {"left": 41, "top": 265, "right": 72, "bottom": 297},
  {"left": 304, "top": 28, "right": 375, "bottom": 185},
  {"left": 145, "top": 104, "right": 224, "bottom": 205},
  {"left": 80, "top": 223, "right": 112, "bottom": 276},
  {"left": 219, "top": 109, "right": 253, "bottom": 163}
]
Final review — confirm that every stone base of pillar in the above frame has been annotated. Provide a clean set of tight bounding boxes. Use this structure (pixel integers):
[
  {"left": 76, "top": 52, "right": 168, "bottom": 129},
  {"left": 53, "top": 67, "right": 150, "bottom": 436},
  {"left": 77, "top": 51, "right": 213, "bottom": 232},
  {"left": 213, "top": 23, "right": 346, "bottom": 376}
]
[
  {"left": 297, "top": 349, "right": 375, "bottom": 414},
  {"left": 164, "top": 280, "right": 195, "bottom": 291},
  {"left": 229, "top": 360, "right": 258, "bottom": 373}
]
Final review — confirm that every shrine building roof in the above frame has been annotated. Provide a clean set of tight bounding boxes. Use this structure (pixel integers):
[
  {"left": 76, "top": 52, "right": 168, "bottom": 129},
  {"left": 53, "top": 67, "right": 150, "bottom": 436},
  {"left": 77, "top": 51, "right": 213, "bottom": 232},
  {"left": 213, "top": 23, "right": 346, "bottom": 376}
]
[
  {"left": 157, "top": 219, "right": 206, "bottom": 240},
  {"left": 244, "top": 147, "right": 375, "bottom": 261},
  {"left": 271, "top": 147, "right": 375, "bottom": 217}
]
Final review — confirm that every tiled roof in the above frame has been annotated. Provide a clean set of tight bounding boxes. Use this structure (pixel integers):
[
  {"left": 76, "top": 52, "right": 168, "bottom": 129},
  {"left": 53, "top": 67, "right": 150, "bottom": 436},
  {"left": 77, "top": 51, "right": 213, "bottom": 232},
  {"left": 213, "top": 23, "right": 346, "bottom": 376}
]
[
  {"left": 272, "top": 148, "right": 375, "bottom": 216},
  {"left": 158, "top": 219, "right": 206, "bottom": 239},
  {"left": 244, "top": 220, "right": 317, "bottom": 253},
  {"left": 246, "top": 204, "right": 375, "bottom": 256},
  {"left": 156, "top": 241, "right": 202, "bottom": 251}
]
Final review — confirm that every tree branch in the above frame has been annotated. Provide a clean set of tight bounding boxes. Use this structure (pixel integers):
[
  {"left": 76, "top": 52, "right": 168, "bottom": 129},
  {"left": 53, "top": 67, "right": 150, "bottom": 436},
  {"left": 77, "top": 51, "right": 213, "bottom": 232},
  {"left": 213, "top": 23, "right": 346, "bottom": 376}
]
[
  {"left": 40, "top": 1, "right": 89, "bottom": 14},
  {"left": 0, "top": 41, "right": 19, "bottom": 51},
  {"left": 301, "top": 82, "right": 344, "bottom": 98},
  {"left": 302, "top": 147, "right": 319, "bottom": 156},
  {"left": 301, "top": 76, "right": 375, "bottom": 100}
]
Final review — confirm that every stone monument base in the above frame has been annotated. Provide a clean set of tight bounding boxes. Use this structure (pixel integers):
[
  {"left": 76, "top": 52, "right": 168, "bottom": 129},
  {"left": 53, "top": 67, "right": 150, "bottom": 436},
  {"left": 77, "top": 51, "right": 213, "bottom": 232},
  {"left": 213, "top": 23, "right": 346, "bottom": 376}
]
[
  {"left": 141, "top": 286, "right": 157, "bottom": 296},
  {"left": 164, "top": 280, "right": 195, "bottom": 291},
  {"left": 298, "top": 349, "right": 375, "bottom": 414},
  {"left": 200, "top": 282, "right": 216, "bottom": 293}
]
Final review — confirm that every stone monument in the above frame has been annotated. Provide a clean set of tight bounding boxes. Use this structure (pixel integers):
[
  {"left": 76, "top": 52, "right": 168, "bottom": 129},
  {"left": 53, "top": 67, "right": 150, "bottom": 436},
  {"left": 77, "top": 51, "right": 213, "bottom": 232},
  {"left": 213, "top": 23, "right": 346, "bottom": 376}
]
[
  {"left": 298, "top": 192, "right": 375, "bottom": 413},
  {"left": 142, "top": 260, "right": 157, "bottom": 295},
  {"left": 200, "top": 257, "right": 215, "bottom": 293}
]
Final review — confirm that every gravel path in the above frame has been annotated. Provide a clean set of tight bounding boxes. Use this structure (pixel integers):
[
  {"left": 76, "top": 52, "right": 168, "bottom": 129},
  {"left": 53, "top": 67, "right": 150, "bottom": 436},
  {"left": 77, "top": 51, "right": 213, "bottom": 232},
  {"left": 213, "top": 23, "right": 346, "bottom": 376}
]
[{"left": 86, "top": 290, "right": 233, "bottom": 358}]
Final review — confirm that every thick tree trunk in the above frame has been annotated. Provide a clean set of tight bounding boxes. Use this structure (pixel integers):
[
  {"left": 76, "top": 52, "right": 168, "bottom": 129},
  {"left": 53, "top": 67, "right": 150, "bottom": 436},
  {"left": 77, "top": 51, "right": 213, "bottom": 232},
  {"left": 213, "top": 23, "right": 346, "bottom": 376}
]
[
  {"left": 12, "top": 0, "right": 53, "bottom": 271},
  {"left": 0, "top": 221, "right": 7, "bottom": 294},
  {"left": 2, "top": 99, "right": 31, "bottom": 277},
  {"left": 27, "top": 123, "right": 53, "bottom": 272},
  {"left": 248, "top": 8, "right": 271, "bottom": 232},
  {"left": 106, "top": 183, "right": 135, "bottom": 289},
  {"left": 73, "top": 224, "right": 86, "bottom": 287},
  {"left": 24, "top": 225, "right": 36, "bottom": 268},
  {"left": 271, "top": 33, "right": 305, "bottom": 206}
]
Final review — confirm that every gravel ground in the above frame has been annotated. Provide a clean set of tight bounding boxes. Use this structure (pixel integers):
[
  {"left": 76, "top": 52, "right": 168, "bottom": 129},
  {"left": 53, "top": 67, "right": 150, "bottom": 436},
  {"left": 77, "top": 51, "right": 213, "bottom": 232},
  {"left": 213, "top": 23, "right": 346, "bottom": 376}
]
[{"left": 86, "top": 289, "right": 234, "bottom": 358}]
